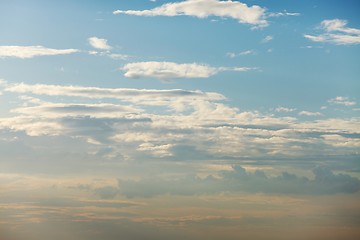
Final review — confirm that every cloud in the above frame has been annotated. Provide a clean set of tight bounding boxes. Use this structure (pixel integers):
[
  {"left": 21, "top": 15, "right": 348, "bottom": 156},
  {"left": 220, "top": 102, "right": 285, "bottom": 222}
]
[
  {"left": 304, "top": 19, "right": 360, "bottom": 45},
  {"left": 2, "top": 81, "right": 360, "bottom": 161},
  {"left": 4, "top": 82, "right": 225, "bottom": 102},
  {"left": 122, "top": 61, "right": 255, "bottom": 80},
  {"left": 88, "top": 37, "right": 111, "bottom": 50},
  {"left": 226, "top": 50, "right": 255, "bottom": 58},
  {"left": 298, "top": 111, "right": 322, "bottom": 116},
  {"left": 11, "top": 103, "right": 142, "bottom": 118},
  {"left": 0, "top": 46, "right": 79, "bottom": 59},
  {"left": 262, "top": 35, "right": 273, "bottom": 43},
  {"left": 268, "top": 11, "right": 300, "bottom": 17},
  {"left": 328, "top": 96, "right": 356, "bottom": 106},
  {"left": 113, "top": 0, "right": 268, "bottom": 27},
  {"left": 117, "top": 165, "right": 360, "bottom": 197},
  {"left": 275, "top": 107, "right": 296, "bottom": 112}
]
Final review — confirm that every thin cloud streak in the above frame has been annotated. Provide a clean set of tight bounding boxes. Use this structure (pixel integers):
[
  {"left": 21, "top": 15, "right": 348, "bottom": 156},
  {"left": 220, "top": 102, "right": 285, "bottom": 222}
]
[{"left": 0, "top": 46, "right": 79, "bottom": 59}]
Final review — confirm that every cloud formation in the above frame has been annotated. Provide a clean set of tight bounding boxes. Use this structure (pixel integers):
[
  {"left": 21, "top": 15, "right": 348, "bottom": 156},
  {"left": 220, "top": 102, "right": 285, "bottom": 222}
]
[
  {"left": 1, "top": 82, "right": 359, "bottom": 161},
  {"left": 0, "top": 46, "right": 79, "bottom": 59},
  {"left": 88, "top": 37, "right": 112, "bottom": 50},
  {"left": 122, "top": 61, "right": 255, "bottom": 80},
  {"left": 304, "top": 19, "right": 360, "bottom": 45},
  {"left": 114, "top": 0, "right": 268, "bottom": 27}
]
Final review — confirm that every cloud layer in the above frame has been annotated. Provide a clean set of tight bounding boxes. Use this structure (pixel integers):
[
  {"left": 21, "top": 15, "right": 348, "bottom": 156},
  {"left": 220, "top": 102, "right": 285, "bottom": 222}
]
[
  {"left": 1, "top": 81, "right": 359, "bottom": 161},
  {"left": 117, "top": 165, "right": 360, "bottom": 197}
]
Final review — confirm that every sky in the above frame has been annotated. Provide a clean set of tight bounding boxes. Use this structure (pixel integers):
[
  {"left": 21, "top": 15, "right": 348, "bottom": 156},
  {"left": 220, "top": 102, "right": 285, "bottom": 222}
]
[{"left": 0, "top": 0, "right": 360, "bottom": 239}]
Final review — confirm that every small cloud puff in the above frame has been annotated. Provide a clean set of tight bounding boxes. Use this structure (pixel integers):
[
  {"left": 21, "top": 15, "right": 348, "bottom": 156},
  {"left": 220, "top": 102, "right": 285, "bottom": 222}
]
[
  {"left": 88, "top": 37, "right": 112, "bottom": 50},
  {"left": 262, "top": 35, "right": 273, "bottom": 43}
]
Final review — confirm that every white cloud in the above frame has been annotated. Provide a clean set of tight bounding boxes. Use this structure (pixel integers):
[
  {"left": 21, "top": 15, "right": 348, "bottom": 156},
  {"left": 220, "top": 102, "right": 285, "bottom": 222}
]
[
  {"left": 298, "top": 111, "right": 322, "bottom": 116},
  {"left": 88, "top": 37, "right": 112, "bottom": 50},
  {"left": 275, "top": 107, "right": 296, "bottom": 113},
  {"left": 4, "top": 82, "right": 225, "bottom": 102},
  {"left": 122, "top": 61, "right": 255, "bottom": 80},
  {"left": 262, "top": 35, "right": 273, "bottom": 43},
  {"left": 304, "top": 19, "right": 360, "bottom": 45},
  {"left": 268, "top": 11, "right": 300, "bottom": 17},
  {"left": 0, "top": 46, "right": 79, "bottom": 59},
  {"left": 328, "top": 96, "right": 356, "bottom": 106},
  {"left": 226, "top": 50, "right": 255, "bottom": 58},
  {"left": 108, "top": 53, "right": 130, "bottom": 60},
  {"left": 113, "top": 0, "right": 268, "bottom": 27},
  {"left": 138, "top": 143, "right": 174, "bottom": 157},
  {"left": 11, "top": 102, "right": 141, "bottom": 118},
  {"left": 2, "top": 81, "right": 360, "bottom": 160}
]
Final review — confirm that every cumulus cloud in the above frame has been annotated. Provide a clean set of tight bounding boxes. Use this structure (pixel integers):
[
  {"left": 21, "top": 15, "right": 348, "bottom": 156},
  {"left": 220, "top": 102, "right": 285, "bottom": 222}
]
[
  {"left": 122, "top": 61, "right": 255, "bottom": 80},
  {"left": 113, "top": 0, "right": 268, "bottom": 27},
  {"left": 88, "top": 37, "right": 112, "bottom": 50},
  {"left": 304, "top": 19, "right": 360, "bottom": 45},
  {"left": 328, "top": 96, "right": 356, "bottom": 106},
  {"left": 0, "top": 46, "right": 79, "bottom": 59}
]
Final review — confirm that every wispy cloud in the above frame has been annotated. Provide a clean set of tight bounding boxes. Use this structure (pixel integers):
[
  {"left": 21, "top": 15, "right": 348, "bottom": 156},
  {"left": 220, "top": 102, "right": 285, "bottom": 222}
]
[
  {"left": 121, "top": 61, "right": 256, "bottom": 80},
  {"left": 0, "top": 46, "right": 79, "bottom": 59},
  {"left": 226, "top": 50, "right": 255, "bottom": 58},
  {"left": 262, "top": 35, "right": 273, "bottom": 43},
  {"left": 275, "top": 107, "right": 296, "bottom": 112},
  {"left": 4, "top": 82, "right": 224, "bottom": 101},
  {"left": 88, "top": 37, "right": 112, "bottom": 50},
  {"left": 268, "top": 11, "right": 300, "bottom": 17},
  {"left": 113, "top": 0, "right": 268, "bottom": 27},
  {"left": 328, "top": 96, "right": 356, "bottom": 106},
  {"left": 305, "top": 19, "right": 360, "bottom": 45}
]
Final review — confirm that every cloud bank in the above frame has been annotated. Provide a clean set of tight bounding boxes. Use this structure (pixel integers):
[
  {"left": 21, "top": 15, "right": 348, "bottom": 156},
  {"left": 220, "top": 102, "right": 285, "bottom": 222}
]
[
  {"left": 1, "top": 81, "right": 359, "bottom": 161},
  {"left": 117, "top": 165, "right": 360, "bottom": 197}
]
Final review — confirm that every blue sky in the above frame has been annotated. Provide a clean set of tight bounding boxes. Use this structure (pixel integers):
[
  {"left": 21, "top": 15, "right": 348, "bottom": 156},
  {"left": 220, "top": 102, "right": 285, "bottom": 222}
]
[{"left": 0, "top": 1, "right": 360, "bottom": 240}]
